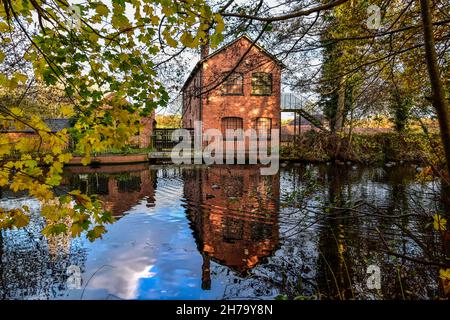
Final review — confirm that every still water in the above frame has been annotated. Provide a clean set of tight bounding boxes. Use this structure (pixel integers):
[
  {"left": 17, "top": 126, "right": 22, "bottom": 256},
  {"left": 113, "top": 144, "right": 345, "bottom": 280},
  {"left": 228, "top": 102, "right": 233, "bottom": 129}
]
[{"left": 0, "top": 163, "right": 448, "bottom": 300}]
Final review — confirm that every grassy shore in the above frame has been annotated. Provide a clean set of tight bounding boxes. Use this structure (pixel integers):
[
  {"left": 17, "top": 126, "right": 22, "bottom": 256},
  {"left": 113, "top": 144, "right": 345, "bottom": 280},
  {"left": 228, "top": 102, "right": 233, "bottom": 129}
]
[
  {"left": 72, "top": 147, "right": 154, "bottom": 156},
  {"left": 280, "top": 131, "right": 443, "bottom": 164}
]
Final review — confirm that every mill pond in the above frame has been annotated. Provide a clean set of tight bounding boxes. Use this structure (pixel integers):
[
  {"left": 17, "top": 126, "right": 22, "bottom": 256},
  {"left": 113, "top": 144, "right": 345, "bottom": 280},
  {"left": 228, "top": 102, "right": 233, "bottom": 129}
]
[{"left": 0, "top": 163, "right": 448, "bottom": 300}]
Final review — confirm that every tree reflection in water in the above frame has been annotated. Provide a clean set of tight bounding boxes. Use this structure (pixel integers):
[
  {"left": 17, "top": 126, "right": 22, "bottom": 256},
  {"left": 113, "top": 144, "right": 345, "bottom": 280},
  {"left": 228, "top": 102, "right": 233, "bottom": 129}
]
[
  {"left": 0, "top": 201, "right": 86, "bottom": 299},
  {"left": 205, "top": 164, "right": 448, "bottom": 299}
]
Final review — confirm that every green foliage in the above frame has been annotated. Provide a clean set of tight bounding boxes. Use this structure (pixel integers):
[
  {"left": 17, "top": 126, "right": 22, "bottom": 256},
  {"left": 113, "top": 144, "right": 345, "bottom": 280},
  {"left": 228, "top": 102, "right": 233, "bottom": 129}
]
[
  {"left": 318, "top": 3, "right": 363, "bottom": 132},
  {"left": 392, "top": 95, "right": 413, "bottom": 132}
]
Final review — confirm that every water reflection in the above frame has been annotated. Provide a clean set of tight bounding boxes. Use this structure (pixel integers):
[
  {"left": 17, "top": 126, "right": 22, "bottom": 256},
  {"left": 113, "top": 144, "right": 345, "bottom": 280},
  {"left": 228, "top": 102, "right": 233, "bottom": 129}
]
[
  {"left": 64, "top": 164, "right": 157, "bottom": 217},
  {"left": 0, "top": 198, "right": 86, "bottom": 299},
  {"left": 183, "top": 166, "right": 279, "bottom": 289},
  {"left": 0, "top": 163, "right": 448, "bottom": 299},
  {"left": 279, "top": 164, "right": 445, "bottom": 299}
]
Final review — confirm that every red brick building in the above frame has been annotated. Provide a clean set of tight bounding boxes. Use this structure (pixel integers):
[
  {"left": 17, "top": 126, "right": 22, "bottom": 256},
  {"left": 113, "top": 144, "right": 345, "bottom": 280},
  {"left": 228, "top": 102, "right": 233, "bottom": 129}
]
[
  {"left": 181, "top": 35, "right": 283, "bottom": 143},
  {"left": 130, "top": 115, "right": 155, "bottom": 148}
]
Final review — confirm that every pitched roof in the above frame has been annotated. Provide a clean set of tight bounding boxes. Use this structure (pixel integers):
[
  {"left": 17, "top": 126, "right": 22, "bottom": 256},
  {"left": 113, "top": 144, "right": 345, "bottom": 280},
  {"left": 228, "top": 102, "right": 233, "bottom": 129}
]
[
  {"left": 0, "top": 118, "right": 71, "bottom": 133},
  {"left": 181, "top": 35, "right": 284, "bottom": 92},
  {"left": 44, "top": 118, "right": 71, "bottom": 132}
]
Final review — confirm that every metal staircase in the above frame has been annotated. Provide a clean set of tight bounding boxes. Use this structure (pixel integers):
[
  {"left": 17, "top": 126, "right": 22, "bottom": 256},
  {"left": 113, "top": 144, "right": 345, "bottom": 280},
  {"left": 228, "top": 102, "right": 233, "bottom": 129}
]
[{"left": 281, "top": 93, "right": 328, "bottom": 132}]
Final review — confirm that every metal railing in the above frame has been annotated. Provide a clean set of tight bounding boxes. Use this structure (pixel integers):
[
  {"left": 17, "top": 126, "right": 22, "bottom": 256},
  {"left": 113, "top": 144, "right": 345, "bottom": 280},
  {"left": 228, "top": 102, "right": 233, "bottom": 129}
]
[{"left": 152, "top": 128, "right": 194, "bottom": 151}]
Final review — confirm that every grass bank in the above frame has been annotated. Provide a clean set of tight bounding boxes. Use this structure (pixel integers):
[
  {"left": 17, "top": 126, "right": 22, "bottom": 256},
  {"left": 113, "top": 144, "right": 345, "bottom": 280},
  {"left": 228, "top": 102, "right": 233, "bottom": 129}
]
[
  {"left": 72, "top": 147, "right": 154, "bottom": 157},
  {"left": 280, "top": 131, "right": 443, "bottom": 165}
]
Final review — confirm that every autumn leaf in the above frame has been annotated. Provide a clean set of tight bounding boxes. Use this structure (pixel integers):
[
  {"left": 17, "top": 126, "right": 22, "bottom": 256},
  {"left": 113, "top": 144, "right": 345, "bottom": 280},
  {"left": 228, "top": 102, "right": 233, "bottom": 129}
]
[
  {"left": 42, "top": 223, "right": 68, "bottom": 236},
  {"left": 61, "top": 105, "right": 75, "bottom": 117},
  {"left": 433, "top": 214, "right": 447, "bottom": 232},
  {"left": 86, "top": 226, "right": 107, "bottom": 242},
  {"left": 9, "top": 209, "right": 30, "bottom": 228},
  {"left": 70, "top": 223, "right": 85, "bottom": 238},
  {"left": 440, "top": 269, "right": 450, "bottom": 296},
  {"left": 95, "top": 3, "right": 109, "bottom": 16}
]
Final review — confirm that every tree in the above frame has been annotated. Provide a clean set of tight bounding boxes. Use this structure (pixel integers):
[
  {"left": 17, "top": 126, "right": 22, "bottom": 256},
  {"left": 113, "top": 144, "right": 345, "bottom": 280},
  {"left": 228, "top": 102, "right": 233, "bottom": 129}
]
[
  {"left": 0, "top": 0, "right": 223, "bottom": 239},
  {"left": 0, "top": 82, "right": 72, "bottom": 119},
  {"left": 419, "top": 0, "right": 450, "bottom": 176},
  {"left": 155, "top": 114, "right": 182, "bottom": 128},
  {"left": 318, "top": 1, "right": 361, "bottom": 133}
]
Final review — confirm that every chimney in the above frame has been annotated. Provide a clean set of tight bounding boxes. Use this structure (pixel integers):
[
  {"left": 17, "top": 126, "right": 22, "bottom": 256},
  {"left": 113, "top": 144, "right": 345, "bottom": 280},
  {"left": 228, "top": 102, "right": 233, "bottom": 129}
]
[
  {"left": 201, "top": 254, "right": 211, "bottom": 290},
  {"left": 200, "top": 24, "right": 210, "bottom": 59},
  {"left": 200, "top": 41, "right": 209, "bottom": 59}
]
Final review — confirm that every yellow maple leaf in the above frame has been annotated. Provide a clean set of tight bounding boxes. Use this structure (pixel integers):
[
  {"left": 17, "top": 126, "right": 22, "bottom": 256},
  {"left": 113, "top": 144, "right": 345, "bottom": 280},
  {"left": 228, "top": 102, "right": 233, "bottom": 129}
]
[
  {"left": 433, "top": 214, "right": 447, "bottom": 232},
  {"left": 440, "top": 269, "right": 450, "bottom": 296},
  {"left": 60, "top": 105, "right": 75, "bottom": 117},
  {"left": 440, "top": 269, "right": 450, "bottom": 281}
]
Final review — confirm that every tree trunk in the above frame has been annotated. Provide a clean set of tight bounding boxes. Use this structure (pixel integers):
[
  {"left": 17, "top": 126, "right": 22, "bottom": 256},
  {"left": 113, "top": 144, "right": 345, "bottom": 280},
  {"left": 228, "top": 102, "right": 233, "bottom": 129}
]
[
  {"left": 0, "top": 231, "right": 3, "bottom": 298},
  {"left": 420, "top": 0, "right": 450, "bottom": 176},
  {"left": 335, "top": 75, "right": 346, "bottom": 132},
  {"left": 348, "top": 105, "right": 355, "bottom": 144}
]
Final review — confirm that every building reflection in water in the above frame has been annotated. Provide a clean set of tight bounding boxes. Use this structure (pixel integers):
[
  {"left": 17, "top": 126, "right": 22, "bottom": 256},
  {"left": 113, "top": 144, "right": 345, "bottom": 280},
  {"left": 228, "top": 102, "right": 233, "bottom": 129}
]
[
  {"left": 53, "top": 164, "right": 157, "bottom": 261},
  {"left": 64, "top": 163, "right": 157, "bottom": 217},
  {"left": 0, "top": 164, "right": 159, "bottom": 299},
  {"left": 183, "top": 165, "right": 280, "bottom": 290}
]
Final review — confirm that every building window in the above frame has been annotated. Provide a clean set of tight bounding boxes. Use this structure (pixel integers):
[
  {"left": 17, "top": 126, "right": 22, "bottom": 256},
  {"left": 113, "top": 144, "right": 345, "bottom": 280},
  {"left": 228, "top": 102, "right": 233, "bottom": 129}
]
[
  {"left": 193, "top": 75, "right": 201, "bottom": 97},
  {"left": 134, "top": 120, "right": 140, "bottom": 137},
  {"left": 223, "top": 72, "right": 244, "bottom": 95},
  {"left": 251, "top": 73, "right": 272, "bottom": 95},
  {"left": 221, "top": 117, "right": 243, "bottom": 140},
  {"left": 255, "top": 117, "right": 272, "bottom": 139},
  {"left": 117, "top": 174, "right": 141, "bottom": 193},
  {"left": 222, "top": 217, "right": 243, "bottom": 243}
]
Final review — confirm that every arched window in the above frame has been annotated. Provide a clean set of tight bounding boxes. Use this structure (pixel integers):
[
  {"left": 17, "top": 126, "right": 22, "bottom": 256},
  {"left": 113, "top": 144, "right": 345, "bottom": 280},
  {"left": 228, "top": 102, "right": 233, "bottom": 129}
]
[
  {"left": 255, "top": 117, "right": 272, "bottom": 139},
  {"left": 221, "top": 117, "right": 243, "bottom": 140}
]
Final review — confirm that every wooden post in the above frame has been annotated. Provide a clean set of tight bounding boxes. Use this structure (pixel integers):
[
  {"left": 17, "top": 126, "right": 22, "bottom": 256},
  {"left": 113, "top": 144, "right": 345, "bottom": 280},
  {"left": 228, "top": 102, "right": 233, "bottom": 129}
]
[{"left": 294, "top": 111, "right": 297, "bottom": 146}]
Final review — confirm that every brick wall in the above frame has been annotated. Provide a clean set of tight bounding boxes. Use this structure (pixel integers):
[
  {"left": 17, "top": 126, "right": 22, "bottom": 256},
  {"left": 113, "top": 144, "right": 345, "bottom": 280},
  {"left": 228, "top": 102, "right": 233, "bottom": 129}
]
[
  {"left": 182, "top": 72, "right": 202, "bottom": 129},
  {"left": 129, "top": 112, "right": 155, "bottom": 148}
]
